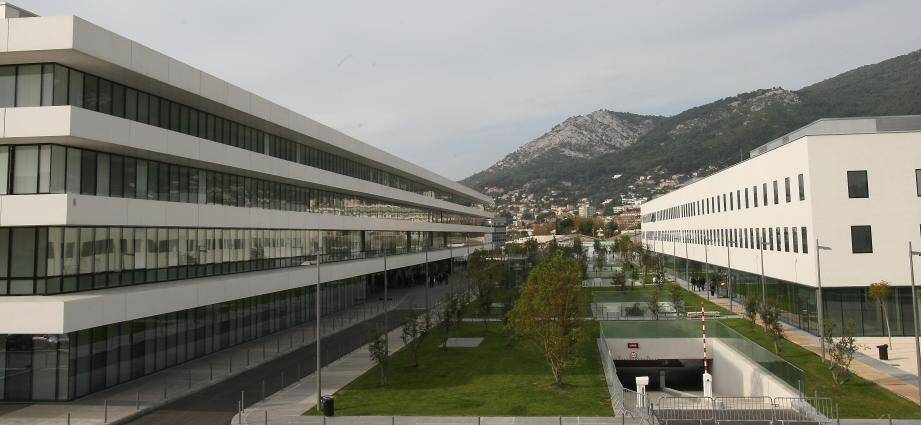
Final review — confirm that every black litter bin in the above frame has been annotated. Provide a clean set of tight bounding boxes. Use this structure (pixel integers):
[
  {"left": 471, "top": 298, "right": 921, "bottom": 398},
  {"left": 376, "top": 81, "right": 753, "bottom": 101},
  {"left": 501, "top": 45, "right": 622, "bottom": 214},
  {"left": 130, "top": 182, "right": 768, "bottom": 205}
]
[
  {"left": 877, "top": 344, "right": 889, "bottom": 360},
  {"left": 321, "top": 395, "right": 335, "bottom": 416}
]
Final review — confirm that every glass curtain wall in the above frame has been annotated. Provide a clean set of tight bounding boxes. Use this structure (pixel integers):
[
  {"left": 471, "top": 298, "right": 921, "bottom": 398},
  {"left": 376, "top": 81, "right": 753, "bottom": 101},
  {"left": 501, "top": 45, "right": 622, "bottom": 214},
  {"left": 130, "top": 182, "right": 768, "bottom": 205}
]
[
  {"left": 0, "top": 63, "right": 484, "bottom": 209},
  {"left": 0, "top": 226, "right": 485, "bottom": 295},
  {"left": 661, "top": 253, "right": 917, "bottom": 337},
  {"left": 0, "top": 144, "right": 482, "bottom": 226},
  {"left": 0, "top": 277, "right": 367, "bottom": 401}
]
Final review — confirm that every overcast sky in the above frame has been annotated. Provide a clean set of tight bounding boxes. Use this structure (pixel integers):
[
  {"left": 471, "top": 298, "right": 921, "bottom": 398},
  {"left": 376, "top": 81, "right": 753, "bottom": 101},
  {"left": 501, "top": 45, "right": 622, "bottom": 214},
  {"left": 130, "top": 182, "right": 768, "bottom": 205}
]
[{"left": 15, "top": 1, "right": 921, "bottom": 180}]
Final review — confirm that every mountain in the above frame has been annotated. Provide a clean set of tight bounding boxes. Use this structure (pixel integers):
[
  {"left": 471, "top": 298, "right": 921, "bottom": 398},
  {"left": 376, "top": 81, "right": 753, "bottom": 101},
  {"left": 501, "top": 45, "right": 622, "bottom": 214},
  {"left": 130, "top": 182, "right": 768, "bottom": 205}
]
[
  {"left": 465, "top": 111, "right": 662, "bottom": 196},
  {"left": 462, "top": 49, "right": 921, "bottom": 212}
]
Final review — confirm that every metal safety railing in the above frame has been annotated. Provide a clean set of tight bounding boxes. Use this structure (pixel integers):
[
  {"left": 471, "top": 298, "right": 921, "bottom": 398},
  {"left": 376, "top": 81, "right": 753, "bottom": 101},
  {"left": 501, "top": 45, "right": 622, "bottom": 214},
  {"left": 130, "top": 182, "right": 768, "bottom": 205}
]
[{"left": 650, "top": 396, "right": 835, "bottom": 425}]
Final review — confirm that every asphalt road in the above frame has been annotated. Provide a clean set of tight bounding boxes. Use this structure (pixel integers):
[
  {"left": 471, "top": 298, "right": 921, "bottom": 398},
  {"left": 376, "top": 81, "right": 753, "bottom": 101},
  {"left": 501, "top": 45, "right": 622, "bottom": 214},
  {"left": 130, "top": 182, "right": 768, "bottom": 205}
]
[{"left": 125, "top": 309, "right": 413, "bottom": 425}]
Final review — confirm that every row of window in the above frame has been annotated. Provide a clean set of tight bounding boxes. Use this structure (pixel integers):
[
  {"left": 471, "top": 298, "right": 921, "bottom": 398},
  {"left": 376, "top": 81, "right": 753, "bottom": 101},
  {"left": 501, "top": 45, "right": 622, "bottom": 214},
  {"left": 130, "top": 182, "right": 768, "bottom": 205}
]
[
  {"left": 0, "top": 226, "right": 484, "bottom": 296},
  {"left": 644, "top": 226, "right": 810, "bottom": 254},
  {"left": 0, "top": 63, "right": 484, "bottom": 209},
  {"left": 644, "top": 225, "right": 875, "bottom": 255},
  {"left": 0, "top": 144, "right": 482, "bottom": 225},
  {"left": 643, "top": 174, "right": 806, "bottom": 223}
]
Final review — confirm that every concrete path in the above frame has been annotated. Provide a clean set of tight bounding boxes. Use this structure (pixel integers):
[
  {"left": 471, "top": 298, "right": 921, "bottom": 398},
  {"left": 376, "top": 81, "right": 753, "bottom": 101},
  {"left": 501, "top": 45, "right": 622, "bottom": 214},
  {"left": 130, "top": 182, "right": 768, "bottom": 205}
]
[
  {"left": 230, "top": 416, "right": 632, "bottom": 425},
  {"left": 236, "top": 326, "right": 409, "bottom": 424}
]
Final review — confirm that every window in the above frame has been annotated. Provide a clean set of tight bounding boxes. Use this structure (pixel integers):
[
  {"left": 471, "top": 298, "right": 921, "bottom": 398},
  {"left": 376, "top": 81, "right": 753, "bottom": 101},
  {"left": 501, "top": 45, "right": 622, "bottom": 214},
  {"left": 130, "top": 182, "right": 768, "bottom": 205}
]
[
  {"left": 850, "top": 225, "right": 873, "bottom": 253},
  {"left": 792, "top": 227, "right": 798, "bottom": 253},
  {"left": 745, "top": 188, "right": 749, "bottom": 208},
  {"left": 0, "top": 66, "right": 15, "bottom": 107},
  {"left": 798, "top": 174, "right": 805, "bottom": 201},
  {"left": 753, "top": 186, "right": 758, "bottom": 207},
  {"left": 847, "top": 170, "right": 869, "bottom": 198},
  {"left": 773, "top": 180, "right": 779, "bottom": 204},
  {"left": 762, "top": 183, "right": 768, "bottom": 206},
  {"left": 801, "top": 227, "right": 808, "bottom": 254},
  {"left": 0, "top": 146, "right": 8, "bottom": 195},
  {"left": 12, "top": 145, "right": 39, "bottom": 194},
  {"left": 916, "top": 169, "right": 921, "bottom": 197},
  {"left": 784, "top": 177, "right": 791, "bottom": 203},
  {"left": 783, "top": 227, "right": 790, "bottom": 252},
  {"left": 15, "top": 64, "right": 42, "bottom": 107}
]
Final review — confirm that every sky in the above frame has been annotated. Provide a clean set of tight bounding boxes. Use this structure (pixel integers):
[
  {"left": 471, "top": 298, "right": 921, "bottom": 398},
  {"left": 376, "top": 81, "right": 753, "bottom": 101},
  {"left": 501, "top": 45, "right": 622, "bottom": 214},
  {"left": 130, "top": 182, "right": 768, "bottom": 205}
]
[{"left": 14, "top": 1, "right": 921, "bottom": 180}]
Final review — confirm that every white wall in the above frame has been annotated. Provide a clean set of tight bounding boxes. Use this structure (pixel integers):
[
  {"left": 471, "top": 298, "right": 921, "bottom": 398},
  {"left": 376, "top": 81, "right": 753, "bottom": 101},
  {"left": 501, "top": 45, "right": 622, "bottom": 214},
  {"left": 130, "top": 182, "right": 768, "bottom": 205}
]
[
  {"left": 641, "top": 138, "right": 816, "bottom": 286},
  {"left": 641, "top": 130, "right": 921, "bottom": 288},
  {"left": 807, "top": 132, "right": 921, "bottom": 287},
  {"left": 710, "top": 339, "right": 799, "bottom": 398}
]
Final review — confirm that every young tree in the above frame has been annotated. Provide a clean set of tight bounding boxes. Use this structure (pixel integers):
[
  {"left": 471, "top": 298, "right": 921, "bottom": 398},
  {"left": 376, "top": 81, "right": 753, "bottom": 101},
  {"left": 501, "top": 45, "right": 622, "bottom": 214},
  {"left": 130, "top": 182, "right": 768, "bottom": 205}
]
[
  {"left": 823, "top": 321, "right": 859, "bottom": 385},
  {"left": 743, "top": 296, "right": 760, "bottom": 329},
  {"left": 759, "top": 303, "right": 785, "bottom": 353},
  {"left": 400, "top": 309, "right": 433, "bottom": 367},
  {"left": 508, "top": 253, "right": 588, "bottom": 385},
  {"left": 666, "top": 282, "right": 682, "bottom": 307},
  {"left": 647, "top": 284, "right": 662, "bottom": 320},
  {"left": 868, "top": 281, "right": 893, "bottom": 349},
  {"left": 368, "top": 324, "right": 389, "bottom": 385},
  {"left": 604, "top": 221, "right": 619, "bottom": 238},
  {"left": 612, "top": 269, "right": 627, "bottom": 291},
  {"left": 469, "top": 250, "right": 503, "bottom": 328},
  {"left": 439, "top": 294, "right": 461, "bottom": 349}
]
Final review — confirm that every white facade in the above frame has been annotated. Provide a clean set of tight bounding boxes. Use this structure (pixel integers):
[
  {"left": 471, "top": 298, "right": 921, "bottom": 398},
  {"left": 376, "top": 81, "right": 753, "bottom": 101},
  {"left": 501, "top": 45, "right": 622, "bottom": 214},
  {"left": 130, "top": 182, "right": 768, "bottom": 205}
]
[
  {"left": 640, "top": 116, "right": 921, "bottom": 290},
  {"left": 0, "top": 4, "right": 494, "bottom": 401}
]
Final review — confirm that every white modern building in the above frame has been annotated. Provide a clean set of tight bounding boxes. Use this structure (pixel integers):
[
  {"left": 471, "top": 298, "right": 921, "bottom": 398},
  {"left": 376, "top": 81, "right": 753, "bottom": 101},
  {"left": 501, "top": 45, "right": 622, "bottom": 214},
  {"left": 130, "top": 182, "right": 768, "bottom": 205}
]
[
  {"left": 640, "top": 115, "right": 921, "bottom": 337},
  {"left": 0, "top": 3, "right": 494, "bottom": 401}
]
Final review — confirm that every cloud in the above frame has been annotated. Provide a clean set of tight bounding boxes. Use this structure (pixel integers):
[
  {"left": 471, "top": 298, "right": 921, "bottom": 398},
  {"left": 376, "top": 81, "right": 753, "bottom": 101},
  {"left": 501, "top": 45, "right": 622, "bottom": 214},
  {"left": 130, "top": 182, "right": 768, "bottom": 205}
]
[{"left": 16, "top": 0, "right": 921, "bottom": 180}]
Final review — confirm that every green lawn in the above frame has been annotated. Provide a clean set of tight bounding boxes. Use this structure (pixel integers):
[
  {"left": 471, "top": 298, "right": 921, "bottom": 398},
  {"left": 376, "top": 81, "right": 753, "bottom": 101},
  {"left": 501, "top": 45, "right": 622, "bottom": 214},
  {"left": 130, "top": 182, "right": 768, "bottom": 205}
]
[
  {"left": 590, "top": 286, "right": 731, "bottom": 315},
  {"left": 721, "top": 319, "right": 921, "bottom": 419},
  {"left": 307, "top": 322, "right": 611, "bottom": 416}
]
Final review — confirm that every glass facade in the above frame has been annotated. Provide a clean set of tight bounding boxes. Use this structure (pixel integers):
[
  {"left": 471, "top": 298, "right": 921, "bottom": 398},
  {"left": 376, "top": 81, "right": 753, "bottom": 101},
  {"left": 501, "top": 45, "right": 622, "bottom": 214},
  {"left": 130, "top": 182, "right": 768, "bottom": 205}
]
[
  {"left": 0, "top": 226, "right": 485, "bottom": 295},
  {"left": 661, "top": 253, "right": 920, "bottom": 337},
  {"left": 0, "top": 144, "right": 482, "bottom": 226},
  {"left": 0, "top": 63, "right": 485, "bottom": 209},
  {"left": 0, "top": 272, "right": 384, "bottom": 401}
]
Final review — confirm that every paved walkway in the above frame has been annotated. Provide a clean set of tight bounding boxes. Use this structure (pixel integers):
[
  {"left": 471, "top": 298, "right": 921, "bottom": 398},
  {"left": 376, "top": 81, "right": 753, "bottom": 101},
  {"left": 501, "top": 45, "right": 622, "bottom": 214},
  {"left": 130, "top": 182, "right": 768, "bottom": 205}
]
[
  {"left": 236, "top": 326, "right": 408, "bottom": 424},
  {"left": 670, "top": 271, "right": 921, "bottom": 405},
  {"left": 231, "top": 416, "right": 631, "bottom": 425},
  {"left": 0, "top": 280, "right": 461, "bottom": 425}
]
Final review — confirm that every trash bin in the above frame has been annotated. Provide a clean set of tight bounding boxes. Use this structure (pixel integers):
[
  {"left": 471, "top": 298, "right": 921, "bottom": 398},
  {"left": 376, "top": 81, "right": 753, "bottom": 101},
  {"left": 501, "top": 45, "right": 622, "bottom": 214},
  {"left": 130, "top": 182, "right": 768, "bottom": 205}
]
[
  {"left": 877, "top": 344, "right": 889, "bottom": 360},
  {"left": 321, "top": 395, "right": 335, "bottom": 416}
]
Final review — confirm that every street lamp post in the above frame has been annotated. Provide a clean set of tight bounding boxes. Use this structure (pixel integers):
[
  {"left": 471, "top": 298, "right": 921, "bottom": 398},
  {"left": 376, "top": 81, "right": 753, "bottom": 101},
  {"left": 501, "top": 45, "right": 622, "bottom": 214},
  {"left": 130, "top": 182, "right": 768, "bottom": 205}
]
[
  {"left": 424, "top": 245, "right": 430, "bottom": 310},
  {"left": 685, "top": 240, "right": 690, "bottom": 289},
  {"left": 726, "top": 243, "right": 733, "bottom": 313},
  {"left": 315, "top": 232, "right": 322, "bottom": 409},
  {"left": 907, "top": 241, "right": 921, "bottom": 403},
  {"left": 814, "top": 238, "right": 832, "bottom": 362},
  {"left": 759, "top": 234, "right": 766, "bottom": 306},
  {"left": 704, "top": 237, "right": 710, "bottom": 300}
]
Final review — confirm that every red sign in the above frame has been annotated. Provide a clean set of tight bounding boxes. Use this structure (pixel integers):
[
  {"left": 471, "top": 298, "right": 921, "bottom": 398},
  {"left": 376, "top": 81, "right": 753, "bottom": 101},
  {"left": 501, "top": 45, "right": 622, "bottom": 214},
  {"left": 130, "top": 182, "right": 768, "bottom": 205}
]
[{"left": 627, "top": 342, "right": 639, "bottom": 349}]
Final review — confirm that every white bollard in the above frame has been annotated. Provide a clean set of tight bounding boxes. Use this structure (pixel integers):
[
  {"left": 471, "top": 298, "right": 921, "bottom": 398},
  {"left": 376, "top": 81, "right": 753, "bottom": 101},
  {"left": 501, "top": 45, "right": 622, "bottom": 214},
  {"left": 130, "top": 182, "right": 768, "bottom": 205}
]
[
  {"left": 635, "top": 376, "right": 649, "bottom": 409},
  {"left": 702, "top": 372, "right": 713, "bottom": 398}
]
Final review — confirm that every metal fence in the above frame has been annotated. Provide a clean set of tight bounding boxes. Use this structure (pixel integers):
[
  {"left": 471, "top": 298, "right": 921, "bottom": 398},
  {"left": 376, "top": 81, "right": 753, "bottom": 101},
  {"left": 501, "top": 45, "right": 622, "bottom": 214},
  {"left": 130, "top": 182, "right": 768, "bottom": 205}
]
[{"left": 650, "top": 396, "right": 834, "bottom": 425}]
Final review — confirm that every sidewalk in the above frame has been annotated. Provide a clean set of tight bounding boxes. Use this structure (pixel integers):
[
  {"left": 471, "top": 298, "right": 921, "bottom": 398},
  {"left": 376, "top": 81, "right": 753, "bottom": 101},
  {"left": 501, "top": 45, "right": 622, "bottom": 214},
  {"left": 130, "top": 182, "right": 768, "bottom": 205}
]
[
  {"left": 0, "top": 282, "right": 455, "bottom": 425},
  {"left": 236, "top": 326, "right": 408, "bottom": 424},
  {"left": 233, "top": 416, "right": 631, "bottom": 425}
]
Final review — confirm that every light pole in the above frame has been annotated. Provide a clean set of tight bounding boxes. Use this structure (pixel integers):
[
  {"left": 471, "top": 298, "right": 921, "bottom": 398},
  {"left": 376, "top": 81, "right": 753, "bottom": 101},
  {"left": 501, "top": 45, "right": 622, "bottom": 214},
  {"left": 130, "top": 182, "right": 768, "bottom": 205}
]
[
  {"left": 314, "top": 231, "right": 322, "bottom": 409},
  {"left": 907, "top": 241, "right": 921, "bottom": 403},
  {"left": 759, "top": 233, "right": 766, "bottom": 306},
  {"left": 726, "top": 243, "right": 733, "bottom": 313},
  {"left": 814, "top": 238, "right": 832, "bottom": 362},
  {"left": 424, "top": 244, "right": 430, "bottom": 310},
  {"left": 704, "top": 237, "right": 710, "bottom": 300},
  {"left": 685, "top": 239, "right": 690, "bottom": 289},
  {"left": 383, "top": 244, "right": 389, "bottom": 344}
]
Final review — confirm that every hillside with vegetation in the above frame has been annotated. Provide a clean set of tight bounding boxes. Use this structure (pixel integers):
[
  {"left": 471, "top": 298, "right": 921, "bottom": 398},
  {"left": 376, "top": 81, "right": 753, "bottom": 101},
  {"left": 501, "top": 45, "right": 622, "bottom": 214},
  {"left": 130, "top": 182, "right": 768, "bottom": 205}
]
[{"left": 462, "top": 49, "right": 921, "bottom": 208}]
